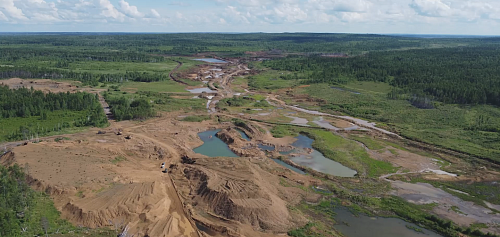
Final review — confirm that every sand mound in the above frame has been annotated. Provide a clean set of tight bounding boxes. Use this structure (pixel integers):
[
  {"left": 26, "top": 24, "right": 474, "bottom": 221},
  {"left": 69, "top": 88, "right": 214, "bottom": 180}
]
[
  {"left": 178, "top": 157, "right": 299, "bottom": 233},
  {"left": 62, "top": 181, "right": 184, "bottom": 236}
]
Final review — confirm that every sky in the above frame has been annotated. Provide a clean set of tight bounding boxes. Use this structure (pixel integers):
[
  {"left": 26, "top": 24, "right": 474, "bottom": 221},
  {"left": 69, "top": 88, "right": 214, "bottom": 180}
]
[{"left": 0, "top": 0, "right": 500, "bottom": 35}]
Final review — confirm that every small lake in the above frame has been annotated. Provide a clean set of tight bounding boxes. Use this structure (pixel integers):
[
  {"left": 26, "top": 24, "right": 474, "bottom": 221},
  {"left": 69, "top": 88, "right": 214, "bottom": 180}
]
[
  {"left": 193, "top": 130, "right": 239, "bottom": 157},
  {"left": 187, "top": 88, "right": 217, "bottom": 93},
  {"left": 236, "top": 129, "right": 251, "bottom": 141},
  {"left": 288, "top": 135, "right": 357, "bottom": 177},
  {"left": 334, "top": 207, "right": 443, "bottom": 237},
  {"left": 194, "top": 58, "right": 228, "bottom": 63}
]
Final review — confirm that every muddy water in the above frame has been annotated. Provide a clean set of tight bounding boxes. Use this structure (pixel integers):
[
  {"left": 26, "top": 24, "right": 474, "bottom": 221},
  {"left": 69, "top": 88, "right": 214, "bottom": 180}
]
[
  {"left": 193, "top": 130, "right": 239, "bottom": 157},
  {"left": 334, "top": 207, "right": 443, "bottom": 237},
  {"left": 288, "top": 135, "right": 357, "bottom": 177}
]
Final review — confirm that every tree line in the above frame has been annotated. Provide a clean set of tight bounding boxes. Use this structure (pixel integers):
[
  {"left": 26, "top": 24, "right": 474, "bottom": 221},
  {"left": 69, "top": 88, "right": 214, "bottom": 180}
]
[
  {"left": 263, "top": 46, "right": 500, "bottom": 106},
  {"left": 0, "top": 67, "right": 168, "bottom": 86},
  {"left": 0, "top": 86, "right": 108, "bottom": 141}
]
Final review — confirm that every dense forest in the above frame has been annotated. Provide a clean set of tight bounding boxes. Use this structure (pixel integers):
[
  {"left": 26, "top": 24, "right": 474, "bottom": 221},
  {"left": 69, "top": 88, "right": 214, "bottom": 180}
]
[
  {"left": 0, "top": 67, "right": 168, "bottom": 86},
  {"left": 1, "top": 33, "right": 498, "bottom": 55},
  {"left": 0, "top": 164, "right": 34, "bottom": 237},
  {"left": 262, "top": 46, "right": 500, "bottom": 106},
  {"left": 0, "top": 86, "right": 107, "bottom": 140},
  {"left": 104, "top": 93, "right": 155, "bottom": 121}
]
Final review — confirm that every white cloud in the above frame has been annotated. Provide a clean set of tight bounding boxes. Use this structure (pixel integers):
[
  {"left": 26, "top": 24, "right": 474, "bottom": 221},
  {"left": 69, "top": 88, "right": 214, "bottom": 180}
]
[
  {"left": 150, "top": 9, "right": 161, "bottom": 18},
  {"left": 0, "top": 0, "right": 499, "bottom": 34},
  {"left": 119, "top": 0, "right": 143, "bottom": 18},
  {"left": 273, "top": 4, "right": 307, "bottom": 23},
  {"left": 410, "top": 0, "right": 452, "bottom": 17},
  {"left": 0, "top": 0, "right": 28, "bottom": 20},
  {"left": 99, "top": 0, "right": 126, "bottom": 21},
  {"left": 0, "top": 10, "right": 8, "bottom": 21}
]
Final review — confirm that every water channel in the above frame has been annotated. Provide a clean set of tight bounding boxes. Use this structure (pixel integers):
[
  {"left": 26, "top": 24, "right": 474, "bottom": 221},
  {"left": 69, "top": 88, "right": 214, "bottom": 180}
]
[{"left": 193, "top": 130, "right": 239, "bottom": 157}]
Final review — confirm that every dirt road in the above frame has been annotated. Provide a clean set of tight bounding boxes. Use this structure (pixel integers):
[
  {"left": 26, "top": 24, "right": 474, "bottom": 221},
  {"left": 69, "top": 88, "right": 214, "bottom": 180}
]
[{"left": 169, "top": 60, "right": 188, "bottom": 85}]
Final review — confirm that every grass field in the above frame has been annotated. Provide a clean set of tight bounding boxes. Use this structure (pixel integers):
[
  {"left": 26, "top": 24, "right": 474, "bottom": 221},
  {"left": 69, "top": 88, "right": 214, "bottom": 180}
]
[
  {"left": 247, "top": 70, "right": 302, "bottom": 91},
  {"left": 105, "top": 90, "right": 206, "bottom": 113},
  {"left": 121, "top": 81, "right": 187, "bottom": 93},
  {"left": 67, "top": 61, "right": 179, "bottom": 74},
  {"left": 296, "top": 83, "right": 500, "bottom": 163}
]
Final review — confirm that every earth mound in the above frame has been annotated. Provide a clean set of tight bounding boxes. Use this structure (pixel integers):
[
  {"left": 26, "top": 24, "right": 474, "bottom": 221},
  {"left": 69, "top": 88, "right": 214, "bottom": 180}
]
[{"left": 174, "top": 157, "right": 308, "bottom": 234}]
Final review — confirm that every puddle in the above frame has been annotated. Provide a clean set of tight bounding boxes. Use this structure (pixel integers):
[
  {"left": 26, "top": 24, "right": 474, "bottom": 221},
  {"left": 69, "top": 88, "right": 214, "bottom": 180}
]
[
  {"left": 273, "top": 159, "right": 306, "bottom": 175},
  {"left": 195, "top": 221, "right": 217, "bottom": 236},
  {"left": 187, "top": 88, "right": 217, "bottom": 93},
  {"left": 194, "top": 58, "right": 228, "bottom": 63},
  {"left": 286, "top": 116, "right": 310, "bottom": 126},
  {"left": 258, "top": 144, "right": 275, "bottom": 151},
  {"left": 287, "top": 135, "right": 357, "bottom": 177},
  {"left": 334, "top": 207, "right": 443, "bottom": 237},
  {"left": 236, "top": 129, "right": 250, "bottom": 141},
  {"left": 313, "top": 117, "right": 340, "bottom": 131},
  {"left": 193, "top": 130, "right": 239, "bottom": 157}
]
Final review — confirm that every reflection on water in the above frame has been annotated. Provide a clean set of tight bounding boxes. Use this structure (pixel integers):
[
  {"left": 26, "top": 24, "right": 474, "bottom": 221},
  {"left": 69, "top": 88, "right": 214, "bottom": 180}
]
[
  {"left": 194, "top": 58, "right": 228, "bottom": 63},
  {"left": 334, "top": 207, "right": 443, "bottom": 237},
  {"left": 193, "top": 130, "right": 239, "bottom": 157},
  {"left": 187, "top": 88, "right": 217, "bottom": 93},
  {"left": 288, "top": 135, "right": 357, "bottom": 177}
]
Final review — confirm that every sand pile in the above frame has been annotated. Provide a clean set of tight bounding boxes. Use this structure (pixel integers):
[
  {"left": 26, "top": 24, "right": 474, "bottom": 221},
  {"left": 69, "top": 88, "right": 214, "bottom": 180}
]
[{"left": 178, "top": 157, "right": 305, "bottom": 233}]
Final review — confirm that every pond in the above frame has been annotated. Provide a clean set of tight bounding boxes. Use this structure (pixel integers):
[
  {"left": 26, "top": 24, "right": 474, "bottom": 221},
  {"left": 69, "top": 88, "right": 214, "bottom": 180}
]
[
  {"left": 288, "top": 135, "right": 357, "bottom": 177},
  {"left": 193, "top": 130, "right": 239, "bottom": 157},
  {"left": 186, "top": 88, "right": 217, "bottom": 93},
  {"left": 334, "top": 207, "right": 443, "bottom": 237},
  {"left": 194, "top": 58, "right": 228, "bottom": 63},
  {"left": 236, "top": 129, "right": 251, "bottom": 141}
]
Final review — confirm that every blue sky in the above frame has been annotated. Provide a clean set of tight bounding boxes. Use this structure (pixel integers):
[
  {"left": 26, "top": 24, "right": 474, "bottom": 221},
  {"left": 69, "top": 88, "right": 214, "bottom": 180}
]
[{"left": 1, "top": 0, "right": 499, "bottom": 35}]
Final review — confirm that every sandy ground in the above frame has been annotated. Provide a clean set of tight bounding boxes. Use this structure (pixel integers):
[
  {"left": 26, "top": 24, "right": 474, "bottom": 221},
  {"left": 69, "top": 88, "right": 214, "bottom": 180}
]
[{"left": 2, "top": 112, "right": 316, "bottom": 237}]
